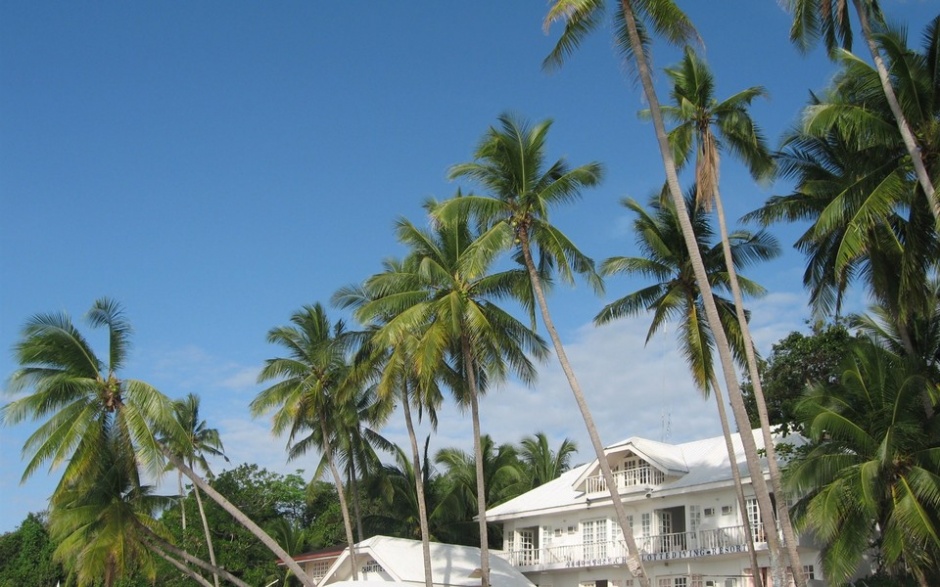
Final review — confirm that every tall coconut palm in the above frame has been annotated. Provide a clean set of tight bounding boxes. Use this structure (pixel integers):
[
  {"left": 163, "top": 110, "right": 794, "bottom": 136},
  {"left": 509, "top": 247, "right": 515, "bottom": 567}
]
[
  {"left": 436, "top": 112, "right": 665, "bottom": 579},
  {"left": 518, "top": 432, "right": 577, "bottom": 489},
  {"left": 785, "top": 0, "right": 939, "bottom": 221},
  {"left": 543, "top": 3, "right": 789, "bottom": 583},
  {"left": 786, "top": 338, "right": 940, "bottom": 585},
  {"left": 658, "top": 46, "right": 806, "bottom": 585},
  {"left": 2, "top": 298, "right": 179, "bottom": 492},
  {"left": 166, "top": 393, "right": 227, "bottom": 587},
  {"left": 595, "top": 192, "right": 778, "bottom": 586},
  {"left": 335, "top": 259, "right": 448, "bottom": 587},
  {"left": 352, "top": 202, "right": 547, "bottom": 587},
  {"left": 250, "top": 303, "right": 361, "bottom": 582}
]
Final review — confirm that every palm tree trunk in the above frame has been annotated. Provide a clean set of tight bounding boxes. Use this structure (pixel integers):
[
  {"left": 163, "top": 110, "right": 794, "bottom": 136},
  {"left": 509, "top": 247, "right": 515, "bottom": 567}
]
[
  {"left": 147, "top": 542, "right": 215, "bottom": 587},
  {"left": 517, "top": 235, "right": 651, "bottom": 587},
  {"left": 193, "top": 483, "right": 221, "bottom": 587},
  {"left": 347, "top": 456, "right": 366, "bottom": 542},
  {"left": 320, "top": 417, "right": 359, "bottom": 580},
  {"left": 617, "top": 2, "right": 785, "bottom": 584},
  {"left": 162, "top": 450, "right": 318, "bottom": 587},
  {"left": 401, "top": 382, "right": 434, "bottom": 587},
  {"left": 179, "top": 470, "right": 187, "bottom": 531},
  {"left": 712, "top": 190, "right": 805, "bottom": 587},
  {"left": 709, "top": 374, "right": 763, "bottom": 587},
  {"left": 137, "top": 518, "right": 253, "bottom": 587},
  {"left": 853, "top": 0, "right": 939, "bottom": 223},
  {"left": 461, "top": 333, "right": 491, "bottom": 587}
]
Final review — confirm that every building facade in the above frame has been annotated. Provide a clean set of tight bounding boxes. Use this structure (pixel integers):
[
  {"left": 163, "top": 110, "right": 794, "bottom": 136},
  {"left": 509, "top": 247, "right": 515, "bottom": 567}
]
[{"left": 487, "top": 430, "right": 823, "bottom": 587}]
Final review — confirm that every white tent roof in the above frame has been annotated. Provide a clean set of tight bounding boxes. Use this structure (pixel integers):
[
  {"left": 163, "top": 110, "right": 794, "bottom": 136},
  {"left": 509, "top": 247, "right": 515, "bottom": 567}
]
[{"left": 320, "top": 535, "right": 535, "bottom": 587}]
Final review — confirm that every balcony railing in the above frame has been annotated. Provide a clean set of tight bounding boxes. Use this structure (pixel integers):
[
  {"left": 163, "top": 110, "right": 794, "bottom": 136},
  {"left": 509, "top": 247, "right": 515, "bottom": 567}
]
[
  {"left": 503, "top": 524, "right": 765, "bottom": 569},
  {"left": 585, "top": 468, "right": 666, "bottom": 494}
]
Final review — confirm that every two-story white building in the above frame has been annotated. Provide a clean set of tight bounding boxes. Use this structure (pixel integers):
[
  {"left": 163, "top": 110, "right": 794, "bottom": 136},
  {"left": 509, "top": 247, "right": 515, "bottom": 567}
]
[{"left": 487, "top": 430, "right": 823, "bottom": 587}]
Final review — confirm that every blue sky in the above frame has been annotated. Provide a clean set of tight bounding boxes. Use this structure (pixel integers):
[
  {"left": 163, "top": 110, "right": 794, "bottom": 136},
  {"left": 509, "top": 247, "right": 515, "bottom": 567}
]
[{"left": 1, "top": 1, "right": 936, "bottom": 533}]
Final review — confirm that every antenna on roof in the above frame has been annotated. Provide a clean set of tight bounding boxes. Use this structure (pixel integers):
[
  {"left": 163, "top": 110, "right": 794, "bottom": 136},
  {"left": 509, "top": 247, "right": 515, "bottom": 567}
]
[{"left": 661, "top": 408, "right": 671, "bottom": 442}]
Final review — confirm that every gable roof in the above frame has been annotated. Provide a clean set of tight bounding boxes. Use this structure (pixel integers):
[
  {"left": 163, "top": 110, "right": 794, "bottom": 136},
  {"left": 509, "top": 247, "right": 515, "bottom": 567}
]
[
  {"left": 569, "top": 436, "right": 690, "bottom": 489},
  {"left": 487, "top": 429, "right": 799, "bottom": 521},
  {"left": 320, "top": 535, "right": 535, "bottom": 587}
]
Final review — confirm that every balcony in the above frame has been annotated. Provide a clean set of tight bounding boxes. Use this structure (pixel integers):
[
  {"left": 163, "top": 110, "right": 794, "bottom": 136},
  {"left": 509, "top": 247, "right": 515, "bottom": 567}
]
[
  {"left": 584, "top": 467, "right": 666, "bottom": 494},
  {"left": 503, "top": 524, "right": 765, "bottom": 570}
]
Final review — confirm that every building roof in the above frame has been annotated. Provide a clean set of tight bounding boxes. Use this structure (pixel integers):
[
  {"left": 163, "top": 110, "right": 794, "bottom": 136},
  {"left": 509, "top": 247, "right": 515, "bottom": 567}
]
[
  {"left": 320, "top": 535, "right": 535, "bottom": 587},
  {"left": 487, "top": 428, "right": 799, "bottom": 521}
]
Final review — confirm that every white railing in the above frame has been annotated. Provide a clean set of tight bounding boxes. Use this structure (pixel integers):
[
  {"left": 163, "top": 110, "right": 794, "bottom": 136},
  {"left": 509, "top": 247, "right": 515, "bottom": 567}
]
[
  {"left": 504, "top": 524, "right": 767, "bottom": 569},
  {"left": 585, "top": 468, "right": 666, "bottom": 494}
]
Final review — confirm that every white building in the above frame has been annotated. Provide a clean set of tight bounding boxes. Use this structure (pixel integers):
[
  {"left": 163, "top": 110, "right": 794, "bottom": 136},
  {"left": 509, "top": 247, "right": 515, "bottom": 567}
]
[{"left": 487, "top": 430, "right": 824, "bottom": 587}]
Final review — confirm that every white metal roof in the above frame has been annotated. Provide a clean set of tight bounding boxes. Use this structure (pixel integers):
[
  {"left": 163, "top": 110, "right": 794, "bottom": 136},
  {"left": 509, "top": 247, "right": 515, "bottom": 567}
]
[
  {"left": 320, "top": 535, "right": 535, "bottom": 587},
  {"left": 487, "top": 429, "right": 798, "bottom": 521}
]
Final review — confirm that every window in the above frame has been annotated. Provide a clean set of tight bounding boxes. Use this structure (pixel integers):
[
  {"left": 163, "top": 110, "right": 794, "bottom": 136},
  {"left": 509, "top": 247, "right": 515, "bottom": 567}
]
[
  {"left": 308, "top": 559, "right": 333, "bottom": 581},
  {"left": 582, "top": 519, "right": 608, "bottom": 559},
  {"left": 803, "top": 565, "right": 815, "bottom": 580},
  {"left": 519, "top": 529, "right": 535, "bottom": 564},
  {"left": 745, "top": 498, "right": 765, "bottom": 542},
  {"left": 688, "top": 505, "right": 702, "bottom": 535}
]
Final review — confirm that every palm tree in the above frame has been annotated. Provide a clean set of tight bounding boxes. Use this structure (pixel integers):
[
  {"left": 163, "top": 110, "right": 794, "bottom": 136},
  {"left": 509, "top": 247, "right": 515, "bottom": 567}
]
[
  {"left": 543, "top": 3, "right": 789, "bottom": 583},
  {"left": 48, "top": 422, "right": 170, "bottom": 587},
  {"left": 167, "top": 393, "right": 227, "bottom": 587},
  {"left": 435, "top": 435, "right": 527, "bottom": 540},
  {"left": 2, "top": 298, "right": 178, "bottom": 493},
  {"left": 658, "top": 46, "right": 806, "bottom": 584},
  {"left": 250, "top": 303, "right": 361, "bottom": 582},
  {"left": 352, "top": 202, "right": 546, "bottom": 587},
  {"left": 300, "top": 379, "right": 392, "bottom": 543},
  {"left": 0, "top": 298, "right": 316, "bottom": 585},
  {"left": 786, "top": 338, "right": 940, "bottom": 585},
  {"left": 518, "top": 432, "right": 577, "bottom": 489},
  {"left": 595, "top": 193, "right": 778, "bottom": 585},
  {"left": 785, "top": 0, "right": 939, "bottom": 221},
  {"left": 751, "top": 19, "right": 940, "bottom": 374},
  {"left": 437, "top": 112, "right": 670, "bottom": 580},
  {"left": 335, "top": 258, "right": 449, "bottom": 587},
  {"left": 364, "top": 439, "right": 441, "bottom": 542}
]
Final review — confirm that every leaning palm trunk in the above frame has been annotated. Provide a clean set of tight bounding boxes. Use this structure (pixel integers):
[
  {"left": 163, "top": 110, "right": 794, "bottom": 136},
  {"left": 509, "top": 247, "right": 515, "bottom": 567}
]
[
  {"left": 712, "top": 191, "right": 805, "bottom": 587},
  {"left": 147, "top": 541, "right": 215, "bottom": 587},
  {"left": 518, "top": 235, "right": 650, "bottom": 587},
  {"left": 461, "top": 334, "right": 491, "bottom": 587},
  {"left": 193, "top": 482, "right": 221, "bottom": 587},
  {"left": 853, "top": 0, "right": 939, "bottom": 223},
  {"left": 401, "top": 383, "right": 434, "bottom": 587},
  {"left": 709, "top": 374, "right": 763, "bottom": 587},
  {"left": 617, "top": 1, "right": 785, "bottom": 583},
  {"left": 320, "top": 418, "right": 359, "bottom": 580},
  {"left": 136, "top": 516, "right": 253, "bottom": 587},
  {"left": 162, "top": 451, "right": 317, "bottom": 586}
]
